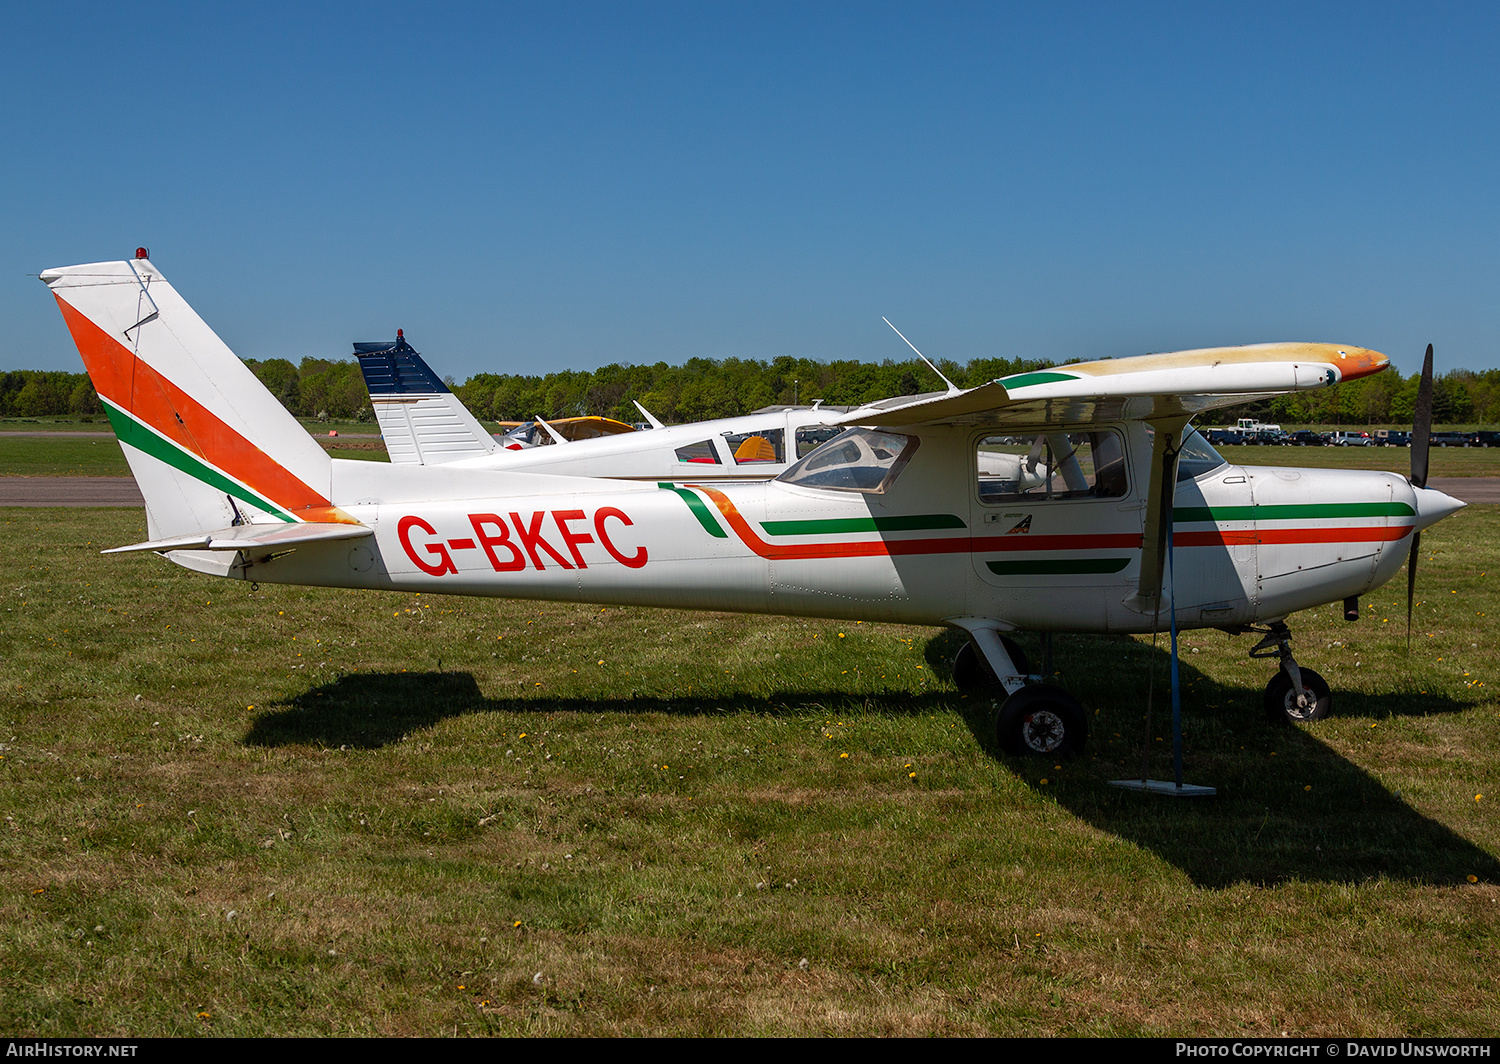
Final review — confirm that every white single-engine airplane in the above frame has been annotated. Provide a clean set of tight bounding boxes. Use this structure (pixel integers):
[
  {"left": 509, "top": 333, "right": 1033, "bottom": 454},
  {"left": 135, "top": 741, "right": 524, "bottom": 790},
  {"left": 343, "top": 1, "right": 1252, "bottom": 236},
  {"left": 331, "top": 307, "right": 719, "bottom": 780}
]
[
  {"left": 353, "top": 330, "right": 850, "bottom": 479},
  {"left": 43, "top": 253, "right": 1464, "bottom": 757}
]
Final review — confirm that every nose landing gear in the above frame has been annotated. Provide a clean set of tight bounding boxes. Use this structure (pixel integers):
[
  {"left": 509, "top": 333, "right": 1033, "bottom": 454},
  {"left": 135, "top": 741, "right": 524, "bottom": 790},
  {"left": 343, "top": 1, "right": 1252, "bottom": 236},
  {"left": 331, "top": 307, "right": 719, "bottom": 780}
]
[{"left": 1250, "top": 621, "right": 1333, "bottom": 723}]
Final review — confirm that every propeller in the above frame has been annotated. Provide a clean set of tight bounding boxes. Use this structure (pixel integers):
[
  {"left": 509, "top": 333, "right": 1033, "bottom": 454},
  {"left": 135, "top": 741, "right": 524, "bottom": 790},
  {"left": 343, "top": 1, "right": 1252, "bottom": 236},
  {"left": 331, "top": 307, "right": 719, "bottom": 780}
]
[{"left": 1406, "top": 344, "right": 1434, "bottom": 647}]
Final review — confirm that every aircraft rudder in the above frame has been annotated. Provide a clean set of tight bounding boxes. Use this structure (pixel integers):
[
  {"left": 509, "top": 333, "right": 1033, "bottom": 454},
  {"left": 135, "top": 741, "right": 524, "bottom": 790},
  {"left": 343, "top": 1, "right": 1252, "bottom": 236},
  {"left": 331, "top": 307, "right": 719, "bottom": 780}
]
[{"left": 43, "top": 255, "right": 347, "bottom": 537}]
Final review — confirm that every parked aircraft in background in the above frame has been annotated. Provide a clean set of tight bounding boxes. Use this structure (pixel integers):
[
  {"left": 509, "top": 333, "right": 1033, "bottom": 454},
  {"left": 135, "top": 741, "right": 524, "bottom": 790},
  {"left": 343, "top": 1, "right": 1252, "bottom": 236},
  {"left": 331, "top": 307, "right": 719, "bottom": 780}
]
[
  {"left": 354, "top": 331, "right": 850, "bottom": 481},
  {"left": 354, "top": 332, "right": 636, "bottom": 462},
  {"left": 44, "top": 253, "right": 1463, "bottom": 758}
]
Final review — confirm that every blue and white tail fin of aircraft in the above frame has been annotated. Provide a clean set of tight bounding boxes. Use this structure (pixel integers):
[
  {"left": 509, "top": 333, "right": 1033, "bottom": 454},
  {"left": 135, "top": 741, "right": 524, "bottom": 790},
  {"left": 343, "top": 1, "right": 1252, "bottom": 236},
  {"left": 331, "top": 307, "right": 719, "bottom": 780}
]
[{"left": 354, "top": 334, "right": 498, "bottom": 465}]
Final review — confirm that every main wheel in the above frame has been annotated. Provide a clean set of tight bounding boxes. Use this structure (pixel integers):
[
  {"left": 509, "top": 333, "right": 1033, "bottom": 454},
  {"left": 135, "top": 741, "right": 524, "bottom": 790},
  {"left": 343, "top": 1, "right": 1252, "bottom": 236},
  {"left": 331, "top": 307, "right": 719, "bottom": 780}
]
[
  {"left": 953, "top": 636, "right": 1032, "bottom": 690},
  {"left": 1263, "top": 667, "right": 1332, "bottom": 723},
  {"left": 995, "top": 685, "right": 1087, "bottom": 757}
]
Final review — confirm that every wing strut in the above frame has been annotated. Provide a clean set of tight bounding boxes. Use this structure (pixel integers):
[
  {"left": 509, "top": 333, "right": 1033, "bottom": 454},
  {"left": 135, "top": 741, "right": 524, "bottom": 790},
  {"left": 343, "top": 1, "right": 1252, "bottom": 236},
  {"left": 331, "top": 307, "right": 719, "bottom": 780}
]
[
  {"left": 1113, "top": 417, "right": 1216, "bottom": 797},
  {"left": 1133, "top": 416, "right": 1188, "bottom": 611}
]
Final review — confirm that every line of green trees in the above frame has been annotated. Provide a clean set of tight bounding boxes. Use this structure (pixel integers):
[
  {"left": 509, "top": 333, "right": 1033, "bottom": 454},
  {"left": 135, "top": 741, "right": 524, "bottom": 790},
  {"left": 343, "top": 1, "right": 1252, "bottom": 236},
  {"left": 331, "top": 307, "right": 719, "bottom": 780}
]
[
  {"left": 3, "top": 358, "right": 1498, "bottom": 427},
  {"left": 451, "top": 354, "right": 1050, "bottom": 424}
]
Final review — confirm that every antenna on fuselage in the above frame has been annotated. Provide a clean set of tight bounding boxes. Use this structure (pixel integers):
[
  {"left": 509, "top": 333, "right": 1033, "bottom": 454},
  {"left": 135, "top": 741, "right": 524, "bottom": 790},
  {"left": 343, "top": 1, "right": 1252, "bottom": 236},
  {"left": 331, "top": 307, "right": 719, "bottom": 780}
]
[
  {"left": 632, "top": 400, "right": 665, "bottom": 430},
  {"left": 882, "top": 317, "right": 959, "bottom": 395},
  {"left": 534, "top": 416, "right": 568, "bottom": 445}
]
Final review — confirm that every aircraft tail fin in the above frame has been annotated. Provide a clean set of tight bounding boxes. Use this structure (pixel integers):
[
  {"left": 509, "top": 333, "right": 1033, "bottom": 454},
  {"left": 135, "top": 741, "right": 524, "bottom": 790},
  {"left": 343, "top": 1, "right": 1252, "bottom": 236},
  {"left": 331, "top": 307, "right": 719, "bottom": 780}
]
[
  {"left": 354, "top": 334, "right": 498, "bottom": 465},
  {"left": 41, "top": 255, "right": 352, "bottom": 544}
]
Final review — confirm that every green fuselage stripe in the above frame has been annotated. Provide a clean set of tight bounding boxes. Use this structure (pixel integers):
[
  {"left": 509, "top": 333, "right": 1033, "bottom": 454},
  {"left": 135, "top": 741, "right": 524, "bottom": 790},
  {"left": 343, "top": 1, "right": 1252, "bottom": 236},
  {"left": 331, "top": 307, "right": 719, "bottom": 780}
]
[
  {"left": 986, "top": 558, "right": 1131, "bottom": 576},
  {"left": 1172, "top": 502, "right": 1415, "bottom": 522},
  {"left": 761, "top": 514, "right": 967, "bottom": 536},
  {"left": 658, "top": 482, "right": 728, "bottom": 537},
  {"left": 103, "top": 399, "right": 295, "bottom": 522}
]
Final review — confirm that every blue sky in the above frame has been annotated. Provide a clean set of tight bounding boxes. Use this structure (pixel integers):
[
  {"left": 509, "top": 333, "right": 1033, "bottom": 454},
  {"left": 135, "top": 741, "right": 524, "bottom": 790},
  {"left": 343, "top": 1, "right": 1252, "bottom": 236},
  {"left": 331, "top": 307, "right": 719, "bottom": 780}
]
[{"left": 6, "top": 2, "right": 1499, "bottom": 379}]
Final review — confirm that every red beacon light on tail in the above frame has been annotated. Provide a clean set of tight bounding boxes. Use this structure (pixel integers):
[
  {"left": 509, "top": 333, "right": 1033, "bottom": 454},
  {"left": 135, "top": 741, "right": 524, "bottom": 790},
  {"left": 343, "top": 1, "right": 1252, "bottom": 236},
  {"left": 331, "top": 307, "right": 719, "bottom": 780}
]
[{"left": 134, "top": 247, "right": 150, "bottom": 261}]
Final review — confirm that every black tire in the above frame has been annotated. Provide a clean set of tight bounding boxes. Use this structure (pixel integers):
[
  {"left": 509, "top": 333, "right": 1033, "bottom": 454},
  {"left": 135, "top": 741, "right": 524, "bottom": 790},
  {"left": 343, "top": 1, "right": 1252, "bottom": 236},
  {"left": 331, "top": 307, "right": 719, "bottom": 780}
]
[
  {"left": 1263, "top": 667, "right": 1332, "bottom": 724},
  {"left": 996, "top": 684, "right": 1087, "bottom": 757},
  {"left": 953, "top": 636, "right": 1032, "bottom": 690}
]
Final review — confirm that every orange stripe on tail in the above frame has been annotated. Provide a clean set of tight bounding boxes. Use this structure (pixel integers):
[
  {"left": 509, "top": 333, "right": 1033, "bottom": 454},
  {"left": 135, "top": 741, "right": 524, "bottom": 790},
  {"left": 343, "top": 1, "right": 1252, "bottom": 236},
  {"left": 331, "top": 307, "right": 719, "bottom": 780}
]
[{"left": 54, "top": 294, "right": 354, "bottom": 524}]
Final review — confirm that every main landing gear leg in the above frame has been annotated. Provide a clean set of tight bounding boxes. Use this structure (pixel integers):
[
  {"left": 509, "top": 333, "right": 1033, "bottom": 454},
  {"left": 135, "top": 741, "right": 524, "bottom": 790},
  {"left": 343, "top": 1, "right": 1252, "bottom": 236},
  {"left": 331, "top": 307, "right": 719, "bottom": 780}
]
[
  {"left": 953, "top": 627, "right": 1029, "bottom": 696},
  {"left": 1250, "top": 621, "right": 1332, "bottom": 724},
  {"left": 948, "top": 620, "right": 1087, "bottom": 758}
]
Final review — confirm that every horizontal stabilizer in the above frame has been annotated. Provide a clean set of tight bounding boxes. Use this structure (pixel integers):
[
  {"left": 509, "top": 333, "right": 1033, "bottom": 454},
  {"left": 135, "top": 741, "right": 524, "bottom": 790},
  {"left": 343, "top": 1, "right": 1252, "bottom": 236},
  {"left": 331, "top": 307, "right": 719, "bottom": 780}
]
[{"left": 103, "top": 521, "right": 373, "bottom": 555}]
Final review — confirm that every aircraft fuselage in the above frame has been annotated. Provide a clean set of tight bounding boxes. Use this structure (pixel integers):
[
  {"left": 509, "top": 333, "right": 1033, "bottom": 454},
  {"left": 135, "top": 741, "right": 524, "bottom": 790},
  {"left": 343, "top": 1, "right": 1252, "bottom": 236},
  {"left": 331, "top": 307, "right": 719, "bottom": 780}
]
[{"left": 200, "top": 422, "right": 1449, "bottom": 635}]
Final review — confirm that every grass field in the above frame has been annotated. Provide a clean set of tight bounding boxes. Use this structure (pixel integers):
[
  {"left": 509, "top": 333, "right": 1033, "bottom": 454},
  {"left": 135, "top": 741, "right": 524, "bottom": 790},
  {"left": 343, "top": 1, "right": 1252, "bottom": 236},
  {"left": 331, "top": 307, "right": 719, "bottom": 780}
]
[
  {"left": 0, "top": 435, "right": 131, "bottom": 477},
  {"left": 1224, "top": 444, "right": 1500, "bottom": 477},
  {"left": 0, "top": 433, "right": 388, "bottom": 475},
  {"left": 0, "top": 504, "right": 1496, "bottom": 1036}
]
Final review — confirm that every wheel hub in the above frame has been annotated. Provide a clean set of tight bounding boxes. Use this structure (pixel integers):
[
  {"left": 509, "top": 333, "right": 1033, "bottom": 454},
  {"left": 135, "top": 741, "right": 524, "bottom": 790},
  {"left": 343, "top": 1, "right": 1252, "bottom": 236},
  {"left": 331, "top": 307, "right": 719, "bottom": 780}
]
[
  {"left": 1284, "top": 687, "right": 1318, "bottom": 721},
  {"left": 1021, "top": 710, "right": 1066, "bottom": 753}
]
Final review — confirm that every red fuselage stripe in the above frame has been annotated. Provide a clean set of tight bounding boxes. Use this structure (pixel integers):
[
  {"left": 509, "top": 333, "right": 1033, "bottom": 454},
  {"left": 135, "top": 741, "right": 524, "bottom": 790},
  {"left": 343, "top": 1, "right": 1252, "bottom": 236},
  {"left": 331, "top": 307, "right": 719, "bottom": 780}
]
[{"left": 694, "top": 486, "right": 1413, "bottom": 561}]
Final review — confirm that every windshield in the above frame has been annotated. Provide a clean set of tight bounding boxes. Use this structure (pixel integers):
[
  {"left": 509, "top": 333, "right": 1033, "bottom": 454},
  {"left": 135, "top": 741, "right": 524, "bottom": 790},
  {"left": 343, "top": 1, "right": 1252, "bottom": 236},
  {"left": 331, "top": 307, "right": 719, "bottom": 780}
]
[
  {"left": 776, "top": 428, "right": 917, "bottom": 493},
  {"left": 1177, "top": 427, "right": 1227, "bottom": 481}
]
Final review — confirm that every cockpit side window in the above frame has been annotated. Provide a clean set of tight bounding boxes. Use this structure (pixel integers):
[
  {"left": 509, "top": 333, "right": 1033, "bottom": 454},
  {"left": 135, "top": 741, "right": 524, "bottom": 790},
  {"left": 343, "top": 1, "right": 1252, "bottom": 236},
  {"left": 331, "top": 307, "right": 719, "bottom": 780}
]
[
  {"left": 723, "top": 428, "right": 785, "bottom": 464},
  {"left": 976, "top": 430, "right": 1127, "bottom": 504},
  {"left": 795, "top": 425, "right": 843, "bottom": 458},
  {"left": 776, "top": 428, "right": 917, "bottom": 493},
  {"left": 674, "top": 440, "right": 721, "bottom": 464}
]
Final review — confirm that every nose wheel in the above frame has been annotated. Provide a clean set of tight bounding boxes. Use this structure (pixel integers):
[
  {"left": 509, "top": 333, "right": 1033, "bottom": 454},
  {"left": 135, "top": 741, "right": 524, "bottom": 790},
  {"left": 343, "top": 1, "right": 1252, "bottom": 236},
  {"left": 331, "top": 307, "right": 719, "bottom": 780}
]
[
  {"left": 1250, "top": 622, "right": 1334, "bottom": 724},
  {"left": 1264, "top": 668, "right": 1332, "bottom": 723}
]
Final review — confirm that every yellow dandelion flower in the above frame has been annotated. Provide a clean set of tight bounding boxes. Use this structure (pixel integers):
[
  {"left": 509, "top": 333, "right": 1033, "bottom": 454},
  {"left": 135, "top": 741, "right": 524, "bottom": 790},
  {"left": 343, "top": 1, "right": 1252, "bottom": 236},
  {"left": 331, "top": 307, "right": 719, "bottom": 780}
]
[{"left": 1469, "top": 875, "right": 1479, "bottom": 883}]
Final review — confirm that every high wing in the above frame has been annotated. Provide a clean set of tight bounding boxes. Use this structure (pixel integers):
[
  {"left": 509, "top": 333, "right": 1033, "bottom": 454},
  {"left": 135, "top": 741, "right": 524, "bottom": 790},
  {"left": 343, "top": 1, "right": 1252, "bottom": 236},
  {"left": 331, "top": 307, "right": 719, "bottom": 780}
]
[
  {"left": 836, "top": 342, "right": 1387, "bottom": 429},
  {"left": 838, "top": 341, "right": 1390, "bottom": 612}
]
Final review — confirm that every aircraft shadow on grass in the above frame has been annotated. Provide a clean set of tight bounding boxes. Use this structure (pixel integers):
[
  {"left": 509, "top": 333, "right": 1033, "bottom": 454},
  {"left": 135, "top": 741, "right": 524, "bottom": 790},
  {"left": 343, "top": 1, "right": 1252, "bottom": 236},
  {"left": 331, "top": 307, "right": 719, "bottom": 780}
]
[
  {"left": 242, "top": 669, "right": 953, "bottom": 750},
  {"left": 928, "top": 630, "right": 1500, "bottom": 890},
  {"left": 243, "top": 631, "right": 1498, "bottom": 891}
]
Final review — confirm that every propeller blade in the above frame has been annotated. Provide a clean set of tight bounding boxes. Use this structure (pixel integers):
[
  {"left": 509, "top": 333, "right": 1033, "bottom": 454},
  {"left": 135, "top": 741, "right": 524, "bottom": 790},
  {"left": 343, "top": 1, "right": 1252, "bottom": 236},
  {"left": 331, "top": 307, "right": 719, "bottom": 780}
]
[
  {"left": 1411, "top": 343, "right": 1433, "bottom": 490},
  {"left": 1406, "top": 344, "right": 1434, "bottom": 648},
  {"left": 1406, "top": 529, "right": 1421, "bottom": 650}
]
